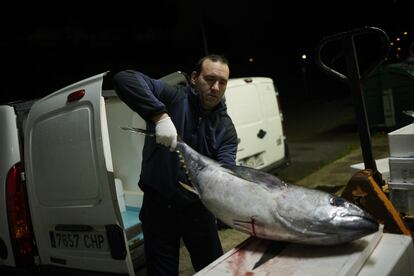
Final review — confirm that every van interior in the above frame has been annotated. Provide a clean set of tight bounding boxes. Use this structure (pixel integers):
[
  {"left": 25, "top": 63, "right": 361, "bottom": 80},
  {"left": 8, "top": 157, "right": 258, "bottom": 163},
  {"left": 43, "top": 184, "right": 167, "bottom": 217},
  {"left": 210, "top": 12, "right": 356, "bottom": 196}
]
[{"left": 104, "top": 94, "right": 146, "bottom": 267}]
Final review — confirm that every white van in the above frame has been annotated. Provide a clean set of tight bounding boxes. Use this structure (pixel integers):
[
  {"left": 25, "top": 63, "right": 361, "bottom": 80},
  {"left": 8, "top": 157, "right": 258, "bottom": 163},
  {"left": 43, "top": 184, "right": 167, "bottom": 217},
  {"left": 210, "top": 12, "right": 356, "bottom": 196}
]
[
  {"left": 0, "top": 71, "right": 287, "bottom": 275},
  {"left": 225, "top": 77, "right": 287, "bottom": 171}
]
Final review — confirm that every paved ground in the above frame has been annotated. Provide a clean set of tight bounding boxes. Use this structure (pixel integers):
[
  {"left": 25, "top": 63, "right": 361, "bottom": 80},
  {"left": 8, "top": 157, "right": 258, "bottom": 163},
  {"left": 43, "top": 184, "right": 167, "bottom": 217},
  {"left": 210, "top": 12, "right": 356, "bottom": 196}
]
[
  {"left": 276, "top": 96, "right": 361, "bottom": 183},
  {"left": 277, "top": 96, "right": 390, "bottom": 190}
]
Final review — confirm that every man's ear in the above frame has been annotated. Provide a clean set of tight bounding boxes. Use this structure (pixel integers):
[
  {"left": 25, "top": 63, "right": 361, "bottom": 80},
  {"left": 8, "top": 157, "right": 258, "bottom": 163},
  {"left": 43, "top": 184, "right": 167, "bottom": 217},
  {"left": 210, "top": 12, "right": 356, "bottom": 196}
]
[{"left": 190, "top": 71, "right": 197, "bottom": 85}]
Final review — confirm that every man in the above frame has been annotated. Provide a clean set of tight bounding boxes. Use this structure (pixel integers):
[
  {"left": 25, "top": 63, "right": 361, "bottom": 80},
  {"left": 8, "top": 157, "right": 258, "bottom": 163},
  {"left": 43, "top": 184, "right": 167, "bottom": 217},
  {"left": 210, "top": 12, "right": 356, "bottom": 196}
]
[{"left": 112, "top": 54, "right": 238, "bottom": 275}]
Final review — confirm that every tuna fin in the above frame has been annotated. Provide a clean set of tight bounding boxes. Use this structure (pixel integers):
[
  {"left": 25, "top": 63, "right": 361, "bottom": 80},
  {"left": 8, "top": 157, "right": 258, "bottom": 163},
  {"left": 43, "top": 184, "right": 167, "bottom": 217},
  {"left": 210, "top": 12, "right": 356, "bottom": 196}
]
[
  {"left": 179, "top": 181, "right": 199, "bottom": 195},
  {"left": 253, "top": 240, "right": 288, "bottom": 270},
  {"left": 222, "top": 164, "right": 287, "bottom": 190}
]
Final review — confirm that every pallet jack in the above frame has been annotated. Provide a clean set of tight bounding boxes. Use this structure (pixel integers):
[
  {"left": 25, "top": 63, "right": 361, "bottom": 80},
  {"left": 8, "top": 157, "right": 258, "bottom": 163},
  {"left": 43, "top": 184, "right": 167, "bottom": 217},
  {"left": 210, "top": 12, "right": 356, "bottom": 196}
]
[{"left": 315, "top": 26, "right": 412, "bottom": 236}]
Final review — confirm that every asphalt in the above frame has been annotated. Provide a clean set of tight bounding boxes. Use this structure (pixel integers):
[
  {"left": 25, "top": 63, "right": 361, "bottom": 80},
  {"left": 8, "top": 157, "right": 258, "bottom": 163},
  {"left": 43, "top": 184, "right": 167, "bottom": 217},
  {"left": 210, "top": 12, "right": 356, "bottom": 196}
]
[
  {"left": 276, "top": 96, "right": 391, "bottom": 190},
  {"left": 276, "top": 96, "right": 362, "bottom": 184}
]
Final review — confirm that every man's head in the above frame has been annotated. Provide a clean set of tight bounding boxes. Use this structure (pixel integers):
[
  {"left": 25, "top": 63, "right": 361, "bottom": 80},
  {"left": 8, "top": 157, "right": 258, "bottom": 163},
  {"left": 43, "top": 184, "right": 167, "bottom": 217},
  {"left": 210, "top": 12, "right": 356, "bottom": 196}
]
[{"left": 191, "top": 54, "right": 230, "bottom": 110}]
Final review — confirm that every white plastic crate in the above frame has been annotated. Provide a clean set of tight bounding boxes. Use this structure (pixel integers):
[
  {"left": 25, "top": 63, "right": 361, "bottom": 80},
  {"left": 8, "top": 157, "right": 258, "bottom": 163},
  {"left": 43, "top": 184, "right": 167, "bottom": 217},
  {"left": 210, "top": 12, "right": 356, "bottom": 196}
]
[
  {"left": 389, "top": 157, "right": 414, "bottom": 183},
  {"left": 388, "top": 123, "right": 414, "bottom": 157}
]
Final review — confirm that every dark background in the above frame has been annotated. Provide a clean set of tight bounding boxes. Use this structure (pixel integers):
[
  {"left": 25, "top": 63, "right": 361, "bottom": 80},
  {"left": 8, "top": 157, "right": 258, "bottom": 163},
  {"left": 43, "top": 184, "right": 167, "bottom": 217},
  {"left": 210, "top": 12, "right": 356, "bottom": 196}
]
[{"left": 1, "top": 0, "right": 412, "bottom": 105}]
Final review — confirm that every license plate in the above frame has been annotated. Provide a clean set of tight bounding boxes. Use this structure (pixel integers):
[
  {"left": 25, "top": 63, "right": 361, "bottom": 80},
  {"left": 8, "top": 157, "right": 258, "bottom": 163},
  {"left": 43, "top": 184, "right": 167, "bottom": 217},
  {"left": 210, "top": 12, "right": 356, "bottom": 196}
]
[{"left": 49, "top": 231, "right": 109, "bottom": 251}]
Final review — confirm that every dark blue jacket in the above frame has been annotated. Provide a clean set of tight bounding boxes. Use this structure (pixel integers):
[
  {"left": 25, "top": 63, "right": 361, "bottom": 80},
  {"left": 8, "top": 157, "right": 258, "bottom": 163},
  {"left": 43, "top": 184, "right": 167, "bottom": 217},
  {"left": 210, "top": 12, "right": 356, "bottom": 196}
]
[{"left": 113, "top": 70, "right": 238, "bottom": 206}]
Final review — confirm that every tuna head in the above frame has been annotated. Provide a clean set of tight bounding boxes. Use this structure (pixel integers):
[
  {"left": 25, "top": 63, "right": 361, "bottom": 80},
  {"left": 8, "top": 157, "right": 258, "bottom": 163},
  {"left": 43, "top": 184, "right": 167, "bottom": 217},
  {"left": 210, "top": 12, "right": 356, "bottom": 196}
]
[{"left": 274, "top": 184, "right": 379, "bottom": 245}]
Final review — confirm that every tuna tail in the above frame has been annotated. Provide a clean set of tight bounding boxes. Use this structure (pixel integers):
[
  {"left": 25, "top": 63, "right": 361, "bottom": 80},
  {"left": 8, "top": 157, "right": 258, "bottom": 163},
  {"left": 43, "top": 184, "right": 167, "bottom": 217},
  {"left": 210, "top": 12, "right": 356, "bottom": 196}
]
[
  {"left": 120, "top": 126, "right": 195, "bottom": 190},
  {"left": 120, "top": 126, "right": 155, "bottom": 136},
  {"left": 120, "top": 126, "right": 184, "bottom": 143}
]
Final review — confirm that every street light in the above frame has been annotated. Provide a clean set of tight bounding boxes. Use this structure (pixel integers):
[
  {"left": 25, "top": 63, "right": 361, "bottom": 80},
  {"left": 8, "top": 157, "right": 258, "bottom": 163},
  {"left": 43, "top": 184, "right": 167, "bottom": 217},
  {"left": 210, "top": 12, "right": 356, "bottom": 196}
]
[{"left": 301, "top": 53, "right": 309, "bottom": 98}]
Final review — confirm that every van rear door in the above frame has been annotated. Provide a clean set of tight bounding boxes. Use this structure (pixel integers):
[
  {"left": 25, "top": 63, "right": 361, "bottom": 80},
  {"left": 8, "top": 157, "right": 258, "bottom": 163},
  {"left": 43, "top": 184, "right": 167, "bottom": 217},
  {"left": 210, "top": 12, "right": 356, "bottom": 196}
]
[
  {"left": 24, "top": 73, "right": 135, "bottom": 275},
  {"left": 225, "top": 78, "right": 286, "bottom": 170}
]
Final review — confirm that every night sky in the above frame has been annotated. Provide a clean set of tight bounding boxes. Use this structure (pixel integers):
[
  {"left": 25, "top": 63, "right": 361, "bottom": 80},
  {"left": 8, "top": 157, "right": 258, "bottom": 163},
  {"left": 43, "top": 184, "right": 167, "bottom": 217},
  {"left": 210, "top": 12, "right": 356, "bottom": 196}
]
[{"left": 1, "top": 0, "right": 412, "bottom": 104}]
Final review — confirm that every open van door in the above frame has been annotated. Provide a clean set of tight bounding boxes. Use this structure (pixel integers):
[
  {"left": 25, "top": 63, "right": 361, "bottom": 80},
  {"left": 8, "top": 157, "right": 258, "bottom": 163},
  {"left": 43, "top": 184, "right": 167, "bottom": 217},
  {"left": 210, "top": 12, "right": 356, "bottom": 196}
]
[{"left": 24, "top": 72, "right": 135, "bottom": 275}]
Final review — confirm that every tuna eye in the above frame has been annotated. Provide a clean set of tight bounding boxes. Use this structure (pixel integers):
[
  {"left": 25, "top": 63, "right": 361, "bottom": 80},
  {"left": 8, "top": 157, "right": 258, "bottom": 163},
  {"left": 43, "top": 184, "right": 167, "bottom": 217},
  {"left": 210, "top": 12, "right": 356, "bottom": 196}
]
[{"left": 330, "top": 197, "right": 346, "bottom": 207}]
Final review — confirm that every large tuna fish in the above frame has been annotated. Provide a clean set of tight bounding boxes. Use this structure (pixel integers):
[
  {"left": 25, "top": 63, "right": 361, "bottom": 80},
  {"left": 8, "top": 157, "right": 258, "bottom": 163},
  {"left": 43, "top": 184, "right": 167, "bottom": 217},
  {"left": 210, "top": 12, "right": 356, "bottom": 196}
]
[
  {"left": 175, "top": 141, "right": 379, "bottom": 246},
  {"left": 121, "top": 127, "right": 379, "bottom": 245}
]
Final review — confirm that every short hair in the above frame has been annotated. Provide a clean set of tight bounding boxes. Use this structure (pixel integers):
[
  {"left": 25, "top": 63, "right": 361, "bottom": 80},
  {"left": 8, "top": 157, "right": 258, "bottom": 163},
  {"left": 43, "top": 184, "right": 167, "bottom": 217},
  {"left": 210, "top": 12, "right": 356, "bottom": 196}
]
[{"left": 193, "top": 54, "right": 229, "bottom": 76}]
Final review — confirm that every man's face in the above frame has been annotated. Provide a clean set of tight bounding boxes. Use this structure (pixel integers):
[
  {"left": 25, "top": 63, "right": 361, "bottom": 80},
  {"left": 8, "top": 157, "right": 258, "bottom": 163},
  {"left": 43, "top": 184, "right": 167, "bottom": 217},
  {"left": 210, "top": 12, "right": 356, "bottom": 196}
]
[{"left": 191, "top": 59, "right": 230, "bottom": 110}]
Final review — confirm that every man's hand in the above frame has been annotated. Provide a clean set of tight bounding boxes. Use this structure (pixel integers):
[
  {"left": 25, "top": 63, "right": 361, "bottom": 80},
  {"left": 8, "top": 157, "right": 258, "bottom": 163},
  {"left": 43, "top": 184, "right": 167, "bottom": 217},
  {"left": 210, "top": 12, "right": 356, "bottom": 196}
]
[{"left": 154, "top": 114, "right": 177, "bottom": 150}]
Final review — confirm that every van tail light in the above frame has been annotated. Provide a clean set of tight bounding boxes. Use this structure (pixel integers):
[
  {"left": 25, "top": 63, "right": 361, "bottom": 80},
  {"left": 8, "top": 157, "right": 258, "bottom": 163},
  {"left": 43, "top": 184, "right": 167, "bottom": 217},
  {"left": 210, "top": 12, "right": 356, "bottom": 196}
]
[
  {"left": 67, "top": 89, "right": 85, "bottom": 102},
  {"left": 6, "top": 162, "right": 36, "bottom": 266}
]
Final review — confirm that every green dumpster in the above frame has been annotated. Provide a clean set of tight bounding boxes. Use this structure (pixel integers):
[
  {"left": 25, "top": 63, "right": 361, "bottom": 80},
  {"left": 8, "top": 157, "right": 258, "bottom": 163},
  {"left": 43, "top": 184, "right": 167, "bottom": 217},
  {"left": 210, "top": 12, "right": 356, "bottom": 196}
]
[{"left": 362, "top": 60, "right": 414, "bottom": 129}]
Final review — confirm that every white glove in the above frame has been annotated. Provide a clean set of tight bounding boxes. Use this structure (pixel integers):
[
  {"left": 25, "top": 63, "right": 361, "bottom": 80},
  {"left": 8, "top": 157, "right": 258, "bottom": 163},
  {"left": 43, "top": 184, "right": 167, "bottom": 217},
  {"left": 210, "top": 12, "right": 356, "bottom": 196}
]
[{"left": 155, "top": 115, "right": 177, "bottom": 150}]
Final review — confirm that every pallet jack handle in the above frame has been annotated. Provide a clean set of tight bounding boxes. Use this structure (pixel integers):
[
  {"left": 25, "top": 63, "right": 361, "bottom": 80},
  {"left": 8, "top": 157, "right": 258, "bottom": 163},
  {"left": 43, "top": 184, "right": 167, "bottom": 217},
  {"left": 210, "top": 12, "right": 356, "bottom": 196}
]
[
  {"left": 315, "top": 26, "right": 390, "bottom": 186},
  {"left": 316, "top": 27, "right": 412, "bottom": 236}
]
